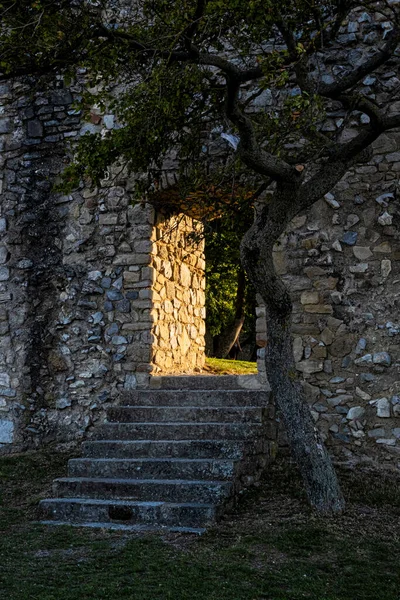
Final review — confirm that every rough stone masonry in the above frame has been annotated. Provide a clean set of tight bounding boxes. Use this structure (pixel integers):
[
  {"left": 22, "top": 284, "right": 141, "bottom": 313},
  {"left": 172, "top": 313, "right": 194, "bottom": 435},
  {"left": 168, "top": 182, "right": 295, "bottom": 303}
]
[
  {"left": 0, "top": 4, "right": 399, "bottom": 471},
  {"left": 255, "top": 4, "right": 400, "bottom": 467},
  {"left": 0, "top": 75, "right": 205, "bottom": 452}
]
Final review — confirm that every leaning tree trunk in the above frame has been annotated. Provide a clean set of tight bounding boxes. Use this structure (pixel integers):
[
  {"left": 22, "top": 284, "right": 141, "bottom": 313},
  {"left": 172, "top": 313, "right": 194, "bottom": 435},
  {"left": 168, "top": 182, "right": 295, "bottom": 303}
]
[
  {"left": 214, "top": 268, "right": 246, "bottom": 358},
  {"left": 241, "top": 200, "right": 345, "bottom": 514}
]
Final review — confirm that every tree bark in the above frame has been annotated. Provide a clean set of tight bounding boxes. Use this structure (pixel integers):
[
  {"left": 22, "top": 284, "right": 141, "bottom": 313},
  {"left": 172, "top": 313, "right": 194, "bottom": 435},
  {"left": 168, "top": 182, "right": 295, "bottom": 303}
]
[
  {"left": 241, "top": 192, "right": 345, "bottom": 514},
  {"left": 214, "top": 268, "right": 246, "bottom": 358}
]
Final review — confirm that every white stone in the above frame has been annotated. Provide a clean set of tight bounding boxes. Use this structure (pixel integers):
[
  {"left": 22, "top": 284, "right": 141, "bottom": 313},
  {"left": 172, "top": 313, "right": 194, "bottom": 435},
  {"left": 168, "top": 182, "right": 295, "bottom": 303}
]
[
  {"left": 103, "top": 114, "right": 115, "bottom": 129},
  {"left": 354, "top": 353, "right": 373, "bottom": 365},
  {"left": 346, "top": 406, "right": 365, "bottom": 421},
  {"left": 0, "top": 372, "right": 10, "bottom": 387},
  {"left": 124, "top": 374, "right": 137, "bottom": 390},
  {"left": 180, "top": 263, "right": 191, "bottom": 287},
  {"left": 349, "top": 263, "right": 369, "bottom": 273},
  {"left": 0, "top": 419, "right": 14, "bottom": 444},
  {"left": 56, "top": 397, "right": 72, "bottom": 409},
  {"left": 378, "top": 211, "right": 393, "bottom": 226},
  {"left": 296, "top": 360, "right": 323, "bottom": 374},
  {"left": 0, "top": 267, "right": 9, "bottom": 281},
  {"left": 0, "top": 246, "right": 8, "bottom": 264},
  {"left": 332, "top": 240, "right": 342, "bottom": 252},
  {"left": 353, "top": 246, "right": 372, "bottom": 261},
  {"left": 88, "top": 270, "right": 102, "bottom": 281},
  {"left": 381, "top": 260, "right": 392, "bottom": 278},
  {"left": 293, "top": 337, "right": 303, "bottom": 362},
  {"left": 355, "top": 387, "right": 371, "bottom": 401},
  {"left": 346, "top": 214, "right": 360, "bottom": 228},
  {"left": 300, "top": 291, "right": 319, "bottom": 305},
  {"left": 324, "top": 193, "right": 340, "bottom": 209},
  {"left": 372, "top": 397, "right": 391, "bottom": 418},
  {"left": 180, "top": 328, "right": 191, "bottom": 356},
  {"left": 376, "top": 192, "right": 394, "bottom": 206},
  {"left": 352, "top": 430, "right": 365, "bottom": 439},
  {"left": 376, "top": 438, "right": 396, "bottom": 446}
]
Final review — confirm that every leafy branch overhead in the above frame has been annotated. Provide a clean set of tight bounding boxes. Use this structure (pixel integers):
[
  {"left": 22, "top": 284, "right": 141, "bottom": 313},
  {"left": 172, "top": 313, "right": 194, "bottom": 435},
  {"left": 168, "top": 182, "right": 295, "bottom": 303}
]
[{"left": 1, "top": 1, "right": 399, "bottom": 203}]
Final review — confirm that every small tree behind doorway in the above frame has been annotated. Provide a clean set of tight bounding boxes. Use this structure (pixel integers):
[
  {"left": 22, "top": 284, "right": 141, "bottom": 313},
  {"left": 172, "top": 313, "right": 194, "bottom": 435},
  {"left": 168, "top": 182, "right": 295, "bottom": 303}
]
[{"left": 205, "top": 205, "right": 257, "bottom": 361}]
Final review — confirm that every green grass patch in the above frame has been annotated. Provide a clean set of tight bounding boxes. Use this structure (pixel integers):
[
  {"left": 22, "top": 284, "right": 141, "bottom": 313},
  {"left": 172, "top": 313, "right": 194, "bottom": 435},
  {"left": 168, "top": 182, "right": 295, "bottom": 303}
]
[
  {"left": 1, "top": 449, "right": 400, "bottom": 599},
  {"left": 204, "top": 357, "right": 258, "bottom": 375}
]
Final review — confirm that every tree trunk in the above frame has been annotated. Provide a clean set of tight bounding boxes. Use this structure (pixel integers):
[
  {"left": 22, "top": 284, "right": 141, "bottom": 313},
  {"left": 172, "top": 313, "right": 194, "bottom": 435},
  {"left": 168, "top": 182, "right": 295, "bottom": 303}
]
[
  {"left": 214, "top": 268, "right": 246, "bottom": 358},
  {"left": 241, "top": 200, "right": 345, "bottom": 514}
]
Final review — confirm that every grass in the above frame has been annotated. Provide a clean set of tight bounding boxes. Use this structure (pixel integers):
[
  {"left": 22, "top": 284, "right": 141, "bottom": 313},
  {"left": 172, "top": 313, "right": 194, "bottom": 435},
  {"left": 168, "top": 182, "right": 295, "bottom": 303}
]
[
  {"left": 1, "top": 448, "right": 400, "bottom": 599},
  {"left": 204, "top": 357, "right": 258, "bottom": 375}
]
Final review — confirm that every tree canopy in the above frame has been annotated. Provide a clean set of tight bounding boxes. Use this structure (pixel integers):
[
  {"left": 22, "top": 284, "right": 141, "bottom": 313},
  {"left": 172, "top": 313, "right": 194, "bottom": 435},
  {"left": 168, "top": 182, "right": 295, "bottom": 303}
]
[{"left": 2, "top": 0, "right": 398, "bottom": 198}]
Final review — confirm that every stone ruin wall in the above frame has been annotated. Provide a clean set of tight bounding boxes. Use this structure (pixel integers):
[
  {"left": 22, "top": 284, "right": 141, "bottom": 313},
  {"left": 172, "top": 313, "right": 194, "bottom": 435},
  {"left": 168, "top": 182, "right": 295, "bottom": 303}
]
[
  {"left": 0, "top": 2, "right": 399, "bottom": 466},
  {"left": 256, "top": 127, "right": 400, "bottom": 467},
  {"left": 254, "top": 4, "right": 400, "bottom": 468},
  {"left": 151, "top": 212, "right": 206, "bottom": 374},
  {"left": 0, "top": 79, "right": 205, "bottom": 453}
]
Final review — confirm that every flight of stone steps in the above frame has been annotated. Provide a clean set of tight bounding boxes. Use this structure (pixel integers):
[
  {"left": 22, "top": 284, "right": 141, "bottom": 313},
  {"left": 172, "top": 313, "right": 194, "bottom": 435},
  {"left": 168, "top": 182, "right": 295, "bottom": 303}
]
[{"left": 40, "top": 375, "right": 274, "bottom": 534}]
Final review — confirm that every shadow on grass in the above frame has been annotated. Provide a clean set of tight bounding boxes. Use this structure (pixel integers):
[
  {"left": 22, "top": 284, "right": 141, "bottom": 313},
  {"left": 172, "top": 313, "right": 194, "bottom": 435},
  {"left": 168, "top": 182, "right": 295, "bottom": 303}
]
[{"left": 1, "top": 449, "right": 399, "bottom": 600}]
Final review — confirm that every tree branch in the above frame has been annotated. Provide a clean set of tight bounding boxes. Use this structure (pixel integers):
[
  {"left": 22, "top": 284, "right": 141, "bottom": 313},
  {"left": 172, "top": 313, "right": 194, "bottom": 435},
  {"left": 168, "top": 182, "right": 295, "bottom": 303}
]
[
  {"left": 275, "top": 19, "right": 298, "bottom": 59},
  {"left": 298, "top": 126, "right": 381, "bottom": 210},
  {"left": 224, "top": 76, "right": 300, "bottom": 182},
  {"left": 319, "top": 27, "right": 400, "bottom": 97},
  {"left": 184, "top": 0, "right": 207, "bottom": 49},
  {"left": 298, "top": 160, "right": 350, "bottom": 209},
  {"left": 337, "top": 93, "right": 383, "bottom": 128},
  {"left": 383, "top": 113, "right": 400, "bottom": 130}
]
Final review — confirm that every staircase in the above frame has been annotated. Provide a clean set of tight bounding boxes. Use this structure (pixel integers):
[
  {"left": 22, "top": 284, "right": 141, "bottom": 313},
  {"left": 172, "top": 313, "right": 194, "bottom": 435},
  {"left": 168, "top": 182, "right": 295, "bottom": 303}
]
[{"left": 40, "top": 375, "right": 274, "bottom": 534}]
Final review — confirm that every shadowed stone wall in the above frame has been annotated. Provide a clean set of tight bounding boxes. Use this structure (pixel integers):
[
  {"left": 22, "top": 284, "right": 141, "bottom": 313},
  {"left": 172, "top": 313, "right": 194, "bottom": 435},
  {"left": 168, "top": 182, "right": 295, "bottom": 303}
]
[
  {"left": 0, "top": 80, "right": 206, "bottom": 453},
  {"left": 1, "top": 3, "right": 399, "bottom": 465},
  {"left": 256, "top": 129, "right": 400, "bottom": 466},
  {"left": 255, "top": 3, "right": 400, "bottom": 467}
]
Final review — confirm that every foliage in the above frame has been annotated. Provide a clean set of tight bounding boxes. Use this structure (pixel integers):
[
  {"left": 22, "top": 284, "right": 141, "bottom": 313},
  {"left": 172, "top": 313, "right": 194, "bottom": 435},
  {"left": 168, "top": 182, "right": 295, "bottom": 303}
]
[
  {"left": 1, "top": 1, "right": 398, "bottom": 206},
  {"left": 205, "top": 202, "right": 255, "bottom": 339}
]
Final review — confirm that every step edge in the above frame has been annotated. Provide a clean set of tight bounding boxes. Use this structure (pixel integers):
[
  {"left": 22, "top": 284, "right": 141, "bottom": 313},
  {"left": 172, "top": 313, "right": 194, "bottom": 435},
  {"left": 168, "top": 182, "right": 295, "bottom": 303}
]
[
  {"left": 40, "top": 498, "right": 216, "bottom": 509},
  {"left": 100, "top": 422, "right": 264, "bottom": 426},
  {"left": 69, "top": 457, "right": 238, "bottom": 464},
  {"left": 39, "top": 521, "right": 206, "bottom": 534},
  {"left": 55, "top": 477, "right": 233, "bottom": 486},
  {"left": 88, "top": 437, "right": 262, "bottom": 444},
  {"left": 110, "top": 406, "right": 264, "bottom": 410}
]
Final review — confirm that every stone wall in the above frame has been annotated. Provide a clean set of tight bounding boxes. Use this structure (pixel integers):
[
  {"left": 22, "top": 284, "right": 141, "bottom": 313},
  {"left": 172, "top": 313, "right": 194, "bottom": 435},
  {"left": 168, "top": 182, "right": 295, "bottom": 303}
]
[
  {"left": 1, "top": 2, "right": 399, "bottom": 465},
  {"left": 256, "top": 128, "right": 400, "bottom": 466},
  {"left": 151, "top": 212, "right": 206, "bottom": 373},
  {"left": 0, "top": 79, "right": 206, "bottom": 452}
]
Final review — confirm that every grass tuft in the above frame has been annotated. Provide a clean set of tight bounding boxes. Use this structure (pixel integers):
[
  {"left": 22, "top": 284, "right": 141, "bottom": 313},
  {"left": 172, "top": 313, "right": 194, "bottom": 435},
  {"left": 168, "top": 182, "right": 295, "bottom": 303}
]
[{"left": 204, "top": 357, "right": 258, "bottom": 375}]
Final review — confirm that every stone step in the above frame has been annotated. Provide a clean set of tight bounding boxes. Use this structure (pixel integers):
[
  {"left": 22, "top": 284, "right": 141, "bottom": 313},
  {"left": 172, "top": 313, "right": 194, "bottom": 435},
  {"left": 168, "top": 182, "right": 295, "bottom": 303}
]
[
  {"left": 53, "top": 477, "right": 232, "bottom": 504},
  {"left": 93, "top": 422, "right": 267, "bottom": 441},
  {"left": 40, "top": 375, "right": 275, "bottom": 533},
  {"left": 107, "top": 406, "right": 264, "bottom": 424},
  {"left": 121, "top": 389, "right": 270, "bottom": 407},
  {"left": 82, "top": 439, "right": 264, "bottom": 460},
  {"left": 149, "top": 375, "right": 266, "bottom": 391},
  {"left": 39, "top": 498, "right": 216, "bottom": 530},
  {"left": 68, "top": 458, "right": 237, "bottom": 481},
  {"left": 40, "top": 521, "right": 206, "bottom": 534}
]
